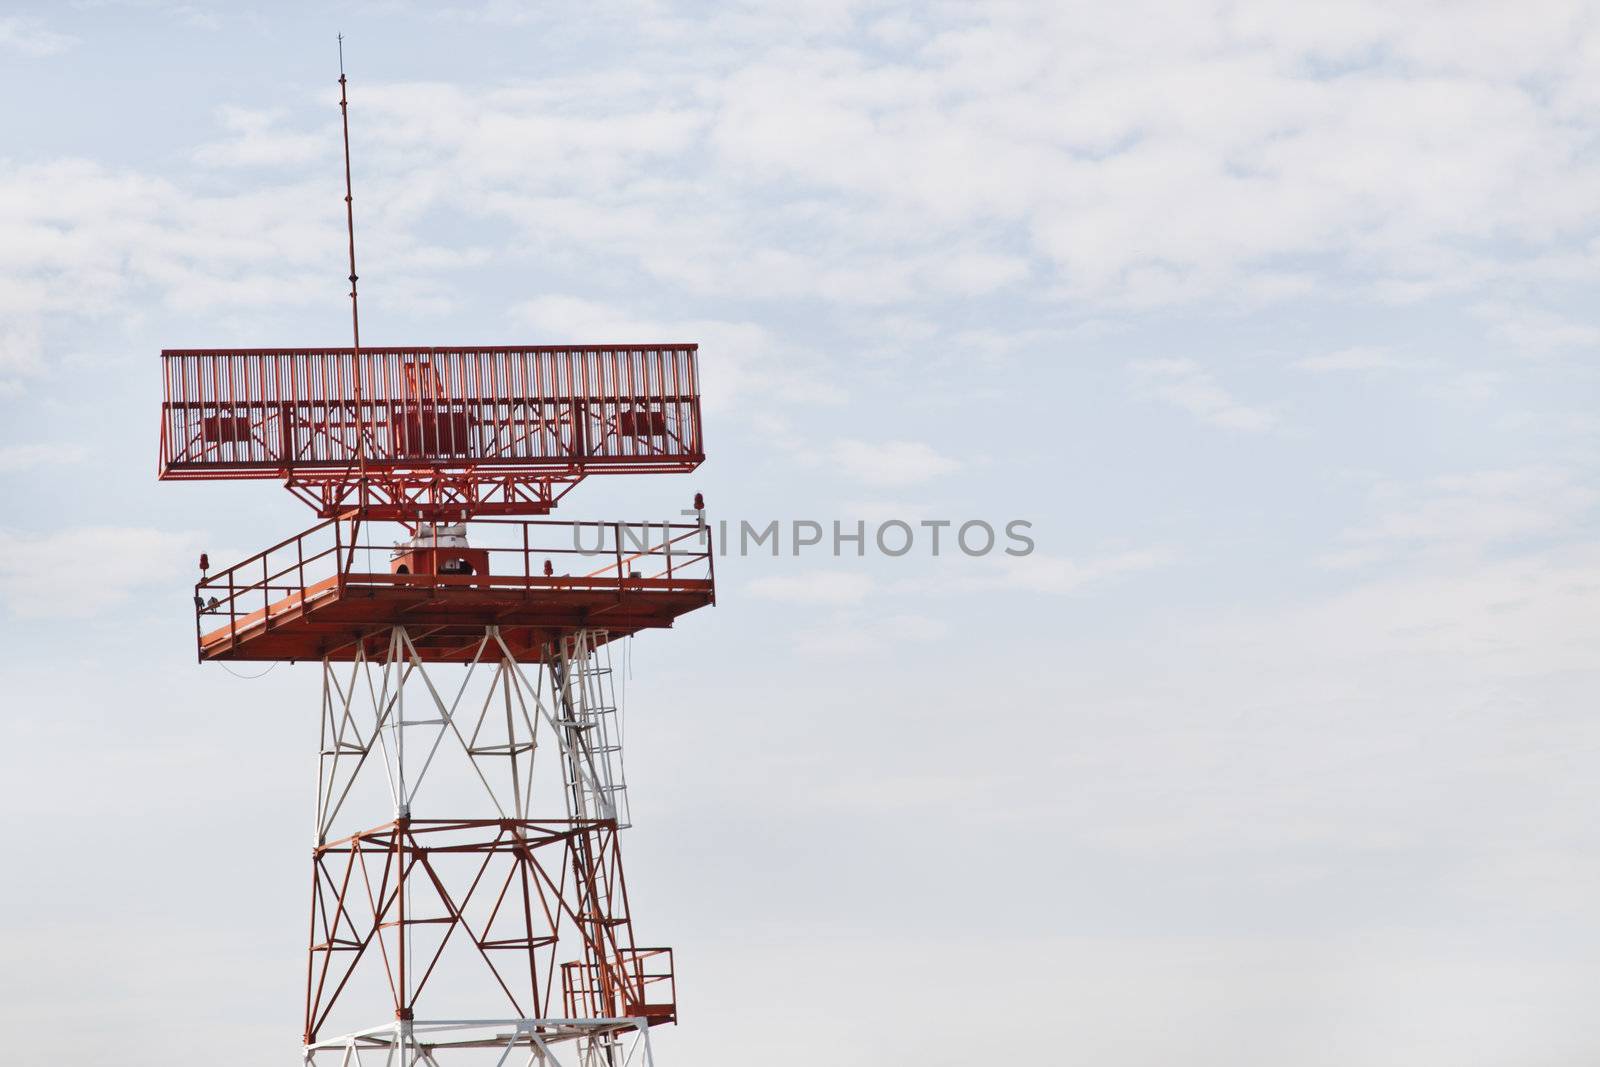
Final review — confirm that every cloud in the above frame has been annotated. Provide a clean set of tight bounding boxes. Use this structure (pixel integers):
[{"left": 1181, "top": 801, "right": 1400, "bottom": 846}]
[
  {"left": 966, "top": 548, "right": 1174, "bottom": 595},
  {"left": 0, "top": 155, "right": 484, "bottom": 387},
  {"left": 829, "top": 439, "right": 961, "bottom": 486},
  {"left": 1296, "top": 547, "right": 1600, "bottom": 676},
  {"left": 1132, "top": 359, "right": 1276, "bottom": 432},
  {"left": 7, "top": 4, "right": 1600, "bottom": 393},
  {"left": 0, "top": 17, "right": 76, "bottom": 56},
  {"left": 746, "top": 571, "right": 874, "bottom": 606},
  {"left": 192, "top": 107, "right": 331, "bottom": 168},
  {"left": 0, "top": 526, "right": 203, "bottom": 619},
  {"left": 1475, "top": 301, "right": 1600, "bottom": 355},
  {"left": 1319, "top": 466, "right": 1598, "bottom": 569},
  {"left": 44, "top": 1, "right": 1599, "bottom": 331},
  {"left": 0, "top": 157, "right": 328, "bottom": 384},
  {"left": 0, "top": 317, "right": 44, "bottom": 394},
  {"left": 680, "top": 5, "right": 1600, "bottom": 306},
  {"left": 838, "top": 499, "right": 936, "bottom": 524},
  {"left": 788, "top": 610, "right": 950, "bottom": 655},
  {"left": 0, "top": 442, "right": 91, "bottom": 472},
  {"left": 514, "top": 294, "right": 842, "bottom": 412},
  {"left": 1296, "top": 345, "right": 1404, "bottom": 372}
]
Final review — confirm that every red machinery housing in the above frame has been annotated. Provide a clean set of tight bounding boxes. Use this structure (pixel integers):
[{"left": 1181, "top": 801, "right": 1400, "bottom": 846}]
[{"left": 388, "top": 524, "right": 489, "bottom": 577}]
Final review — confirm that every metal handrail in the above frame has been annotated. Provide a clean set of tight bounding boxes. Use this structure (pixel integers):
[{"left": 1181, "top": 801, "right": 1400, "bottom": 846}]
[
  {"left": 560, "top": 946, "right": 675, "bottom": 1019},
  {"left": 195, "top": 518, "right": 713, "bottom": 642}
]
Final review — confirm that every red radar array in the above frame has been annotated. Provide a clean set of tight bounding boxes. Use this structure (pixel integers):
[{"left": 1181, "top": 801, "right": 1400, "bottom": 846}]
[{"left": 160, "top": 346, "right": 703, "bottom": 522}]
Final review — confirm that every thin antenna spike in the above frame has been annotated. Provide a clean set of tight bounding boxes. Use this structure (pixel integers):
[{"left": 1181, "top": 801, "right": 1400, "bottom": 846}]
[{"left": 337, "top": 37, "right": 368, "bottom": 504}]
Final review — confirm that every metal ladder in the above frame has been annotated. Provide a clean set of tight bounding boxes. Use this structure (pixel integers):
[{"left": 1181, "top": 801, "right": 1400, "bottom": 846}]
[{"left": 554, "top": 630, "right": 632, "bottom": 829}]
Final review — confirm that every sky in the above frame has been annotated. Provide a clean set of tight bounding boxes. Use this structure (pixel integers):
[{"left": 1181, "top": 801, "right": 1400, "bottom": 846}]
[{"left": 2, "top": 0, "right": 1600, "bottom": 1063}]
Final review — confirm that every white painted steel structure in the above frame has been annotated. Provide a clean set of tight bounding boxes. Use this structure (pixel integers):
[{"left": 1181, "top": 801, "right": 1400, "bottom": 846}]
[
  {"left": 304, "top": 625, "right": 657, "bottom": 1067},
  {"left": 306, "top": 1018, "right": 654, "bottom": 1067}
]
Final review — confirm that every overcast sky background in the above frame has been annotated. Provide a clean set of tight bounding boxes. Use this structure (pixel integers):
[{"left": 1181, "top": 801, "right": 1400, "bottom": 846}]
[{"left": 2, "top": 1, "right": 1600, "bottom": 1064}]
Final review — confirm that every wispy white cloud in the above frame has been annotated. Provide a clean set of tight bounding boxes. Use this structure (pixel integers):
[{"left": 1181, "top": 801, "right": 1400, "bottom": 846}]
[
  {"left": 1475, "top": 301, "right": 1600, "bottom": 355},
  {"left": 5, "top": 4, "right": 1600, "bottom": 398},
  {"left": 0, "top": 442, "right": 91, "bottom": 472},
  {"left": 0, "top": 526, "right": 203, "bottom": 619},
  {"left": 837, "top": 499, "right": 936, "bottom": 524},
  {"left": 36, "top": 0, "right": 1597, "bottom": 332},
  {"left": 964, "top": 548, "right": 1174, "bottom": 595},
  {"left": 1319, "top": 466, "right": 1598, "bottom": 569},
  {"left": 0, "top": 317, "right": 43, "bottom": 394},
  {"left": 0, "top": 156, "right": 484, "bottom": 388},
  {"left": 789, "top": 609, "right": 950, "bottom": 655},
  {"left": 514, "top": 293, "right": 841, "bottom": 411},
  {"left": 747, "top": 571, "right": 874, "bottom": 606},
  {"left": 1295, "top": 345, "right": 1405, "bottom": 372},
  {"left": 0, "top": 16, "right": 76, "bottom": 56},
  {"left": 1132, "top": 359, "right": 1276, "bottom": 432},
  {"left": 192, "top": 107, "right": 330, "bottom": 168},
  {"left": 829, "top": 439, "right": 961, "bottom": 486}
]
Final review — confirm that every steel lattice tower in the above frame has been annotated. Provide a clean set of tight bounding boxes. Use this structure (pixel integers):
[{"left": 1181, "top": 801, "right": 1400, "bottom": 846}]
[{"left": 160, "top": 59, "right": 713, "bottom": 1066}]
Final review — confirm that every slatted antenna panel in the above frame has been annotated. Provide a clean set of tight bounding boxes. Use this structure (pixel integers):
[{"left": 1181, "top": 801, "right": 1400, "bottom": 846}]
[{"left": 158, "top": 345, "right": 704, "bottom": 520}]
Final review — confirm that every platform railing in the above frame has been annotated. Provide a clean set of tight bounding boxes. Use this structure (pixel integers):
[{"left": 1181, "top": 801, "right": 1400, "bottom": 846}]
[
  {"left": 561, "top": 947, "right": 677, "bottom": 1023},
  {"left": 194, "top": 517, "right": 714, "bottom": 647}
]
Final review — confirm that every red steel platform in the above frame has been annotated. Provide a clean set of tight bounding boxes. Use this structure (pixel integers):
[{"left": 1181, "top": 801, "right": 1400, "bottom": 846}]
[{"left": 195, "top": 517, "right": 714, "bottom": 662}]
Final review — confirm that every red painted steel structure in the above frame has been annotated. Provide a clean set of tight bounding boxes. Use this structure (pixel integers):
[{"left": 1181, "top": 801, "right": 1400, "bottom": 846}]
[
  {"left": 159, "top": 346, "right": 703, "bottom": 521},
  {"left": 193, "top": 516, "right": 714, "bottom": 663},
  {"left": 162, "top": 63, "right": 713, "bottom": 1066},
  {"left": 169, "top": 384, "right": 709, "bottom": 1060},
  {"left": 306, "top": 819, "right": 675, "bottom": 1037}
]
